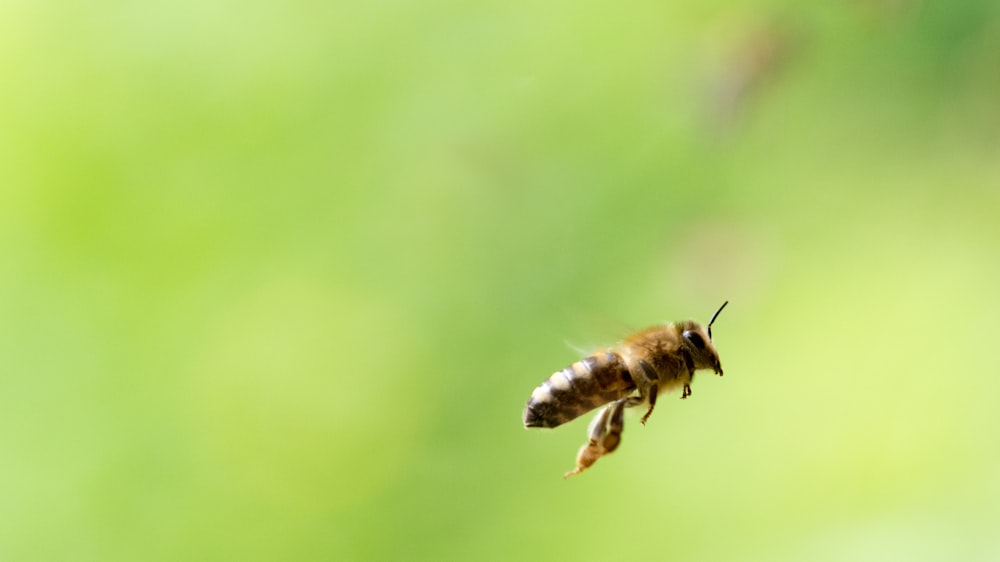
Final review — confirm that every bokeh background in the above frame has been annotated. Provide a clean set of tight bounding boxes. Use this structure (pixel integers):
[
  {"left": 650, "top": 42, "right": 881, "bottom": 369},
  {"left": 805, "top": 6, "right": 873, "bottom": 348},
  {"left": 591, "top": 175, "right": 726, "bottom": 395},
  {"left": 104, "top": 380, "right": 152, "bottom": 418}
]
[{"left": 2, "top": 1, "right": 1000, "bottom": 560}]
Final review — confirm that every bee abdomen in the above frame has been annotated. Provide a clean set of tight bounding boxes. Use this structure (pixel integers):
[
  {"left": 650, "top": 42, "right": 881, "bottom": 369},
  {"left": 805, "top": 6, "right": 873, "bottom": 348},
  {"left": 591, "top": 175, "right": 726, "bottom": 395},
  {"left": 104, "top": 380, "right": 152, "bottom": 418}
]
[{"left": 523, "top": 351, "right": 634, "bottom": 428}]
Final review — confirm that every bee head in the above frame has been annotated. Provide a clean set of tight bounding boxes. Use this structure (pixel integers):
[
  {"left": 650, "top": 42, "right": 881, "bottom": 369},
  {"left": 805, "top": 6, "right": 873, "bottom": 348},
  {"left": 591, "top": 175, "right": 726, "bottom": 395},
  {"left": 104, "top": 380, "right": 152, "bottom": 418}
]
[{"left": 681, "top": 301, "right": 727, "bottom": 375}]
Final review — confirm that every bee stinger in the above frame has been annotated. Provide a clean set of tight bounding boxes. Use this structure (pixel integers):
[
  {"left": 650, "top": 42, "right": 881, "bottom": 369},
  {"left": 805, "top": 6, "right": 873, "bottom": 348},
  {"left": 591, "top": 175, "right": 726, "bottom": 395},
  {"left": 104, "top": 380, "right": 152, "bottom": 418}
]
[{"left": 523, "top": 302, "right": 728, "bottom": 478}]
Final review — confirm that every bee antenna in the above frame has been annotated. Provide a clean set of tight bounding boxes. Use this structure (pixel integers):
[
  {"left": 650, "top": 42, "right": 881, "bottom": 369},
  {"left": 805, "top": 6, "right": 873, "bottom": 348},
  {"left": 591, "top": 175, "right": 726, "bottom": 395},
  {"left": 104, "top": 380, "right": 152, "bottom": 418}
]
[{"left": 707, "top": 301, "right": 728, "bottom": 340}]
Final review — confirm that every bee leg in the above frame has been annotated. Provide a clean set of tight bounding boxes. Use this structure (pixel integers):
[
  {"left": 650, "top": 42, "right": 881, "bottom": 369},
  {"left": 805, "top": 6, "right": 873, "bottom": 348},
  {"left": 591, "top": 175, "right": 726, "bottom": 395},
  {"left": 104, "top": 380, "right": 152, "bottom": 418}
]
[
  {"left": 633, "top": 360, "right": 660, "bottom": 424},
  {"left": 600, "top": 398, "right": 626, "bottom": 453},
  {"left": 564, "top": 404, "right": 611, "bottom": 478},
  {"left": 640, "top": 383, "right": 658, "bottom": 425},
  {"left": 564, "top": 400, "right": 626, "bottom": 478},
  {"left": 680, "top": 350, "right": 695, "bottom": 400}
]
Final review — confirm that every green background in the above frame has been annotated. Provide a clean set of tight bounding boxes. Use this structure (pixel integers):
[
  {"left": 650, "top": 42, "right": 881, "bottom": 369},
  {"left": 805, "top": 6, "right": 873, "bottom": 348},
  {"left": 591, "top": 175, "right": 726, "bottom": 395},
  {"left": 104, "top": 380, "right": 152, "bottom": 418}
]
[{"left": 2, "top": 1, "right": 999, "bottom": 560}]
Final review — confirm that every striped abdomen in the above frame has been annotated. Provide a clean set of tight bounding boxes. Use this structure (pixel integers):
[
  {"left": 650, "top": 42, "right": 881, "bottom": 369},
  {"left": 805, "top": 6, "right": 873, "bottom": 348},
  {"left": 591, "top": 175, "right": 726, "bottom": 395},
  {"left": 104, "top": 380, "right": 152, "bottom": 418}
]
[{"left": 523, "top": 351, "right": 636, "bottom": 428}]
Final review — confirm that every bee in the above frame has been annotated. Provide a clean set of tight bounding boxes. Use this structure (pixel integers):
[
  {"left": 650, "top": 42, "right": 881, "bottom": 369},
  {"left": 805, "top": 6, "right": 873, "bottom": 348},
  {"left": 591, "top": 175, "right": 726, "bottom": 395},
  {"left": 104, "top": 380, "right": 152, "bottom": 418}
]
[{"left": 523, "top": 302, "right": 728, "bottom": 478}]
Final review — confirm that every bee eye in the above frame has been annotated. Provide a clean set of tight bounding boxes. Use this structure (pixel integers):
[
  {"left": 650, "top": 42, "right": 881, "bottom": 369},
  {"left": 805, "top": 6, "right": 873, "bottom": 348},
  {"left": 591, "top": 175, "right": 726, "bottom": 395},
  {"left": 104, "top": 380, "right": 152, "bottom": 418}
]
[{"left": 683, "top": 331, "right": 705, "bottom": 350}]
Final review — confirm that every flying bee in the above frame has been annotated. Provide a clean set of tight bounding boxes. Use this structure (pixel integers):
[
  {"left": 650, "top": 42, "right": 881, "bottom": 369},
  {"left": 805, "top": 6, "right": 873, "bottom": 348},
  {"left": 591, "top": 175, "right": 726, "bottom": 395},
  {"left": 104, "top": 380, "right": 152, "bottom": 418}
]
[{"left": 523, "top": 301, "right": 728, "bottom": 478}]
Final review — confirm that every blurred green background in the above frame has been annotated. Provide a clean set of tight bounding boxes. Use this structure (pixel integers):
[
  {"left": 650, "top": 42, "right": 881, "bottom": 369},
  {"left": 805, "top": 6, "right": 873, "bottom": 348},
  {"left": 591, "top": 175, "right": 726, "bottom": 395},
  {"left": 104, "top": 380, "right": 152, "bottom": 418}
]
[{"left": 2, "top": 0, "right": 1000, "bottom": 560}]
